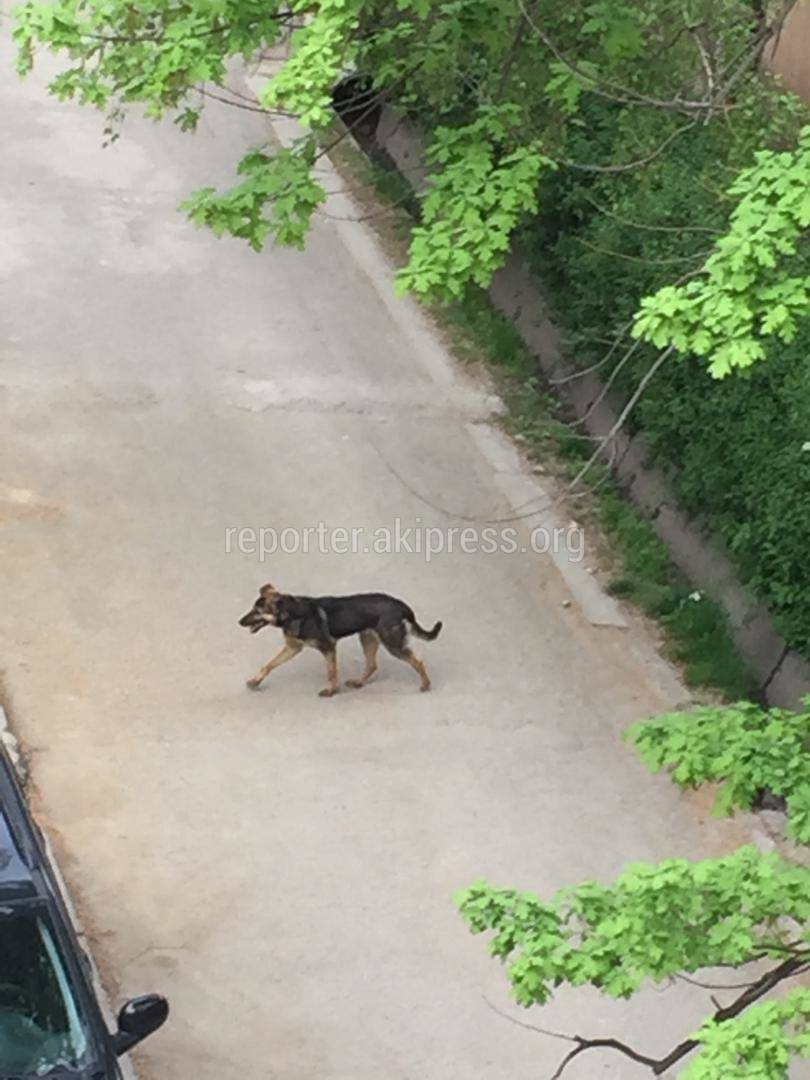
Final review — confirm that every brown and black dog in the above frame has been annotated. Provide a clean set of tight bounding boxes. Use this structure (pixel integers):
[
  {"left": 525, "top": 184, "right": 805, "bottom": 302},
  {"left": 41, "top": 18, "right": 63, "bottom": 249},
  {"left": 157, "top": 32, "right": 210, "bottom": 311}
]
[{"left": 239, "top": 584, "right": 442, "bottom": 697}]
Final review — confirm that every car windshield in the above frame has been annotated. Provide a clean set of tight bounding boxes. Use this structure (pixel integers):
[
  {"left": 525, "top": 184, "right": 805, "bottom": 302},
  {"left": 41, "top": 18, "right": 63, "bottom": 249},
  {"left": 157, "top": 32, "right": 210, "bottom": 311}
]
[{"left": 0, "top": 908, "right": 93, "bottom": 1076}]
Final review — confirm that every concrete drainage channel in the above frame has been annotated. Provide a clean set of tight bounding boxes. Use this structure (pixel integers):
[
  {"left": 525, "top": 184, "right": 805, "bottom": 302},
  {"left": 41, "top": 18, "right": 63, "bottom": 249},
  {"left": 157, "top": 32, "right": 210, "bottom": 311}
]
[{"left": 329, "top": 85, "right": 810, "bottom": 710}]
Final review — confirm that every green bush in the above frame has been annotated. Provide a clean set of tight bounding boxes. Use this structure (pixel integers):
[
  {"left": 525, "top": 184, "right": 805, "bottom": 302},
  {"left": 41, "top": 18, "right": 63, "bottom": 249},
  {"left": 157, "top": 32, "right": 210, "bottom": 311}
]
[{"left": 520, "top": 99, "right": 810, "bottom": 658}]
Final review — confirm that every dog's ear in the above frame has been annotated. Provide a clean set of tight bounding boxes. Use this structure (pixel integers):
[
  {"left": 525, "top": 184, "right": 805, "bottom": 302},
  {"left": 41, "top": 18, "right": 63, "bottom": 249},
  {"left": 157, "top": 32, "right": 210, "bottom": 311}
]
[{"left": 259, "top": 583, "right": 279, "bottom": 600}]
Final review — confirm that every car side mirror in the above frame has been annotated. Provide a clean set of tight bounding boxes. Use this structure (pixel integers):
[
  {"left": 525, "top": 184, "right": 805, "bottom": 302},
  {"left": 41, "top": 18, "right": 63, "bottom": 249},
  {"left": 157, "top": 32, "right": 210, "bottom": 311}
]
[{"left": 112, "top": 994, "right": 169, "bottom": 1055}]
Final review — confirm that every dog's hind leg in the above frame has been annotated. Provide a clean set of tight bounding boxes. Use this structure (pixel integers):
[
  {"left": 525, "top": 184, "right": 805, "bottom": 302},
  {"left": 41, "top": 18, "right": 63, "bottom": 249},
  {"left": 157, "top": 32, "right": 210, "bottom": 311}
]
[
  {"left": 379, "top": 623, "right": 432, "bottom": 692},
  {"left": 247, "top": 640, "right": 302, "bottom": 690},
  {"left": 400, "top": 649, "right": 431, "bottom": 692},
  {"left": 346, "top": 630, "right": 380, "bottom": 689},
  {"left": 319, "top": 648, "right": 340, "bottom": 698}
]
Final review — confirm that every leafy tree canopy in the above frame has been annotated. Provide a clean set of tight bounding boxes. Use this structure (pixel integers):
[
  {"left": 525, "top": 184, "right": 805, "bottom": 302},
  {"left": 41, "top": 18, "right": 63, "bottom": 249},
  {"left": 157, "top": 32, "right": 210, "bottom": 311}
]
[
  {"left": 11, "top": 0, "right": 810, "bottom": 374},
  {"left": 627, "top": 698, "right": 810, "bottom": 843}
]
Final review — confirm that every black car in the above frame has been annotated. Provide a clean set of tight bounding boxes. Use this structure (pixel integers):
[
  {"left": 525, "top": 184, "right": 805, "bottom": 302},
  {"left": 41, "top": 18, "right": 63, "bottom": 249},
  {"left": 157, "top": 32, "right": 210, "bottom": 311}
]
[{"left": 0, "top": 742, "right": 168, "bottom": 1078}]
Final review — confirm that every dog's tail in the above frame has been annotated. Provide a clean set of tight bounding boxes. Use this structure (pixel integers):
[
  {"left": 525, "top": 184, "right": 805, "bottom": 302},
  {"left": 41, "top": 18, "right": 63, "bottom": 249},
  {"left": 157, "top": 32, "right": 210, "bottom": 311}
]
[{"left": 409, "top": 617, "right": 443, "bottom": 641}]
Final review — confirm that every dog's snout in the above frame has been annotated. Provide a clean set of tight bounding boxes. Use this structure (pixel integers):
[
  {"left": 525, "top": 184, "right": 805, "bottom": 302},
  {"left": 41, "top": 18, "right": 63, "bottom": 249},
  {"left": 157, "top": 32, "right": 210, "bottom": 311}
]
[{"left": 239, "top": 600, "right": 276, "bottom": 633}]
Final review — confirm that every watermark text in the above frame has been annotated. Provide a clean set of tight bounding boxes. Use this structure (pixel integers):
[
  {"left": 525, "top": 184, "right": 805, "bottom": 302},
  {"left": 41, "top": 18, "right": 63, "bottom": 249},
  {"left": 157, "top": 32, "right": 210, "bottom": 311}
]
[{"left": 225, "top": 519, "right": 585, "bottom": 564}]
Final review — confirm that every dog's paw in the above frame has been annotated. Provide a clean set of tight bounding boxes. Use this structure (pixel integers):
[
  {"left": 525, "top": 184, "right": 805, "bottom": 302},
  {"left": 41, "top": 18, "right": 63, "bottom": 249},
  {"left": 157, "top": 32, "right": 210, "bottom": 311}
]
[
  {"left": 419, "top": 683, "right": 432, "bottom": 693},
  {"left": 345, "top": 678, "right": 364, "bottom": 689},
  {"left": 246, "top": 678, "right": 262, "bottom": 691},
  {"left": 319, "top": 687, "right": 338, "bottom": 698}
]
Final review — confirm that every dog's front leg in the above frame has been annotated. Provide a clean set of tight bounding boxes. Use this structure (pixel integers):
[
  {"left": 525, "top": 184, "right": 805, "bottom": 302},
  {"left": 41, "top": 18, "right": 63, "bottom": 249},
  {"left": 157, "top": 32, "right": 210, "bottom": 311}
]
[
  {"left": 319, "top": 648, "right": 339, "bottom": 698},
  {"left": 247, "top": 640, "right": 302, "bottom": 690}
]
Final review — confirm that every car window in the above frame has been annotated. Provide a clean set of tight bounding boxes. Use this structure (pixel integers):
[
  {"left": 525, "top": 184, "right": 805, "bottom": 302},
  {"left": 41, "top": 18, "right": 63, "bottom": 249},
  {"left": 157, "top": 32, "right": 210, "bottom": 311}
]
[{"left": 0, "top": 908, "right": 94, "bottom": 1076}]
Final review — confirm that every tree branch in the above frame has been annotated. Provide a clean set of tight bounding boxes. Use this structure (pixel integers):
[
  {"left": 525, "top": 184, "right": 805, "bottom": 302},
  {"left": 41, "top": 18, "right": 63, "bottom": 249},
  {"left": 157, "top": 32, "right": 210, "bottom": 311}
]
[
  {"left": 195, "top": 85, "right": 295, "bottom": 117},
  {"left": 676, "top": 972, "right": 759, "bottom": 992},
  {"left": 549, "top": 320, "right": 634, "bottom": 385},
  {"left": 713, "top": 23, "right": 775, "bottom": 103},
  {"left": 555, "top": 121, "right": 697, "bottom": 174},
  {"left": 482, "top": 996, "right": 577, "bottom": 1045},
  {"left": 569, "top": 336, "right": 644, "bottom": 428},
  {"left": 551, "top": 1036, "right": 659, "bottom": 1079},
  {"left": 81, "top": 13, "right": 294, "bottom": 46},
  {"left": 652, "top": 954, "right": 809, "bottom": 1074},
  {"left": 546, "top": 953, "right": 810, "bottom": 1078},
  {"left": 496, "top": 14, "right": 529, "bottom": 101},
  {"left": 573, "top": 235, "right": 712, "bottom": 266},
  {"left": 689, "top": 26, "right": 716, "bottom": 115},
  {"left": 582, "top": 194, "right": 722, "bottom": 235},
  {"left": 567, "top": 347, "right": 673, "bottom": 493},
  {"left": 516, "top": 0, "right": 713, "bottom": 116}
]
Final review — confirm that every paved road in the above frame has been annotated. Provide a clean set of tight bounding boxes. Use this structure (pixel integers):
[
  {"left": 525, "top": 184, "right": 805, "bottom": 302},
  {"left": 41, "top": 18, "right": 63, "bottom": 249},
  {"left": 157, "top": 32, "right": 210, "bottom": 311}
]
[{"left": 0, "top": 33, "right": 749, "bottom": 1080}]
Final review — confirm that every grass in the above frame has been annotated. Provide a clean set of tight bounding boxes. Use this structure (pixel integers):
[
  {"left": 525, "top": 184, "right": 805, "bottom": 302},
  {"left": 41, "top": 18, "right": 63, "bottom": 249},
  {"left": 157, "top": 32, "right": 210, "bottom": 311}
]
[{"left": 329, "top": 130, "right": 756, "bottom": 702}]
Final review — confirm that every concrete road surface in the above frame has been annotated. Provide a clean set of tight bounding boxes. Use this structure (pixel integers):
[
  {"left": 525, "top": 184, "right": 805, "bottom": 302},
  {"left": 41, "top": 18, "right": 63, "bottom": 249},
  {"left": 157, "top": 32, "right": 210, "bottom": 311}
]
[{"left": 0, "top": 30, "right": 754, "bottom": 1080}]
